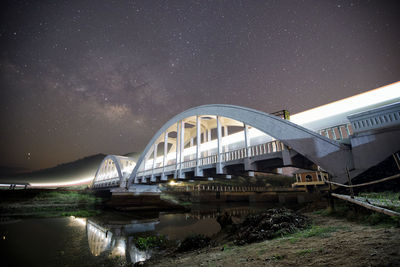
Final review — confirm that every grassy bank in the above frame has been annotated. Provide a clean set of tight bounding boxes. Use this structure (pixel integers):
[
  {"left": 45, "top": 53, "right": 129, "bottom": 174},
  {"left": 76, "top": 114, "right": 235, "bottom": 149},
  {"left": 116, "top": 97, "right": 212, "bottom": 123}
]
[
  {"left": 314, "top": 199, "right": 400, "bottom": 227},
  {"left": 147, "top": 210, "right": 400, "bottom": 267},
  {"left": 0, "top": 189, "right": 104, "bottom": 218}
]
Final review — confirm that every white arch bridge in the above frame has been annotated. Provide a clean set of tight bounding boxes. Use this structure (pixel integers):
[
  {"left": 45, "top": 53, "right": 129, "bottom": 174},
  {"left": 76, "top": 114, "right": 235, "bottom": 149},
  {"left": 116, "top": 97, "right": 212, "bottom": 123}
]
[
  {"left": 91, "top": 91, "right": 400, "bottom": 191},
  {"left": 92, "top": 155, "right": 135, "bottom": 189}
]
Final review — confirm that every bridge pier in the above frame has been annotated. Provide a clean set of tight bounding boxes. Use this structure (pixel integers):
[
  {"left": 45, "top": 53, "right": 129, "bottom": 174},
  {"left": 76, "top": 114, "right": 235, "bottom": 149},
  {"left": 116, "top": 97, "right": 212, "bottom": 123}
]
[{"left": 108, "top": 185, "right": 186, "bottom": 211}]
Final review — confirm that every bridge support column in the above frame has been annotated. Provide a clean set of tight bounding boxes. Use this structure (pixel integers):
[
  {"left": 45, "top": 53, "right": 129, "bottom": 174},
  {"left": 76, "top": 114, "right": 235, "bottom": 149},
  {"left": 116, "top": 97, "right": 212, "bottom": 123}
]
[
  {"left": 178, "top": 120, "right": 185, "bottom": 178},
  {"left": 195, "top": 116, "right": 203, "bottom": 176},
  {"left": 282, "top": 145, "right": 293, "bottom": 166},
  {"left": 243, "top": 123, "right": 250, "bottom": 157},
  {"left": 216, "top": 116, "right": 223, "bottom": 174},
  {"left": 174, "top": 121, "right": 179, "bottom": 179},
  {"left": 161, "top": 131, "right": 168, "bottom": 181},
  {"left": 142, "top": 157, "right": 148, "bottom": 183},
  {"left": 151, "top": 143, "right": 158, "bottom": 182}
]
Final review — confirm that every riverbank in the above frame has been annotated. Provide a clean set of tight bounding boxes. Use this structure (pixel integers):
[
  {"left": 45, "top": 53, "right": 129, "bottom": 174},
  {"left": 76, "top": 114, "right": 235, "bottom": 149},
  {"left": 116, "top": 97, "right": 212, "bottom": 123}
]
[
  {"left": 1, "top": 192, "right": 399, "bottom": 266},
  {"left": 0, "top": 189, "right": 104, "bottom": 219},
  {"left": 147, "top": 210, "right": 400, "bottom": 266}
]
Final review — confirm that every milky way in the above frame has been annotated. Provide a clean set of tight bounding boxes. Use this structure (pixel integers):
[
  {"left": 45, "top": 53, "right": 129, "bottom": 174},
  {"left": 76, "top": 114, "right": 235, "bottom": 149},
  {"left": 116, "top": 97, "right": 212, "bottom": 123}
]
[{"left": 1, "top": 0, "right": 399, "bottom": 170}]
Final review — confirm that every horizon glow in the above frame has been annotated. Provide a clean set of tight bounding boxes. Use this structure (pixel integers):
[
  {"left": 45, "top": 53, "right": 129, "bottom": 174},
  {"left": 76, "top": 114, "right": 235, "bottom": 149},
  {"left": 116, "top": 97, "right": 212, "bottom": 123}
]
[{"left": 29, "top": 176, "right": 94, "bottom": 187}]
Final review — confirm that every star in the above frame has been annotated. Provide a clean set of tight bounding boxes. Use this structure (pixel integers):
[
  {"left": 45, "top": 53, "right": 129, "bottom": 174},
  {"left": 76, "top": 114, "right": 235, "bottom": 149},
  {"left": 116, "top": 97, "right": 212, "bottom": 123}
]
[{"left": 0, "top": 0, "right": 398, "bottom": 170}]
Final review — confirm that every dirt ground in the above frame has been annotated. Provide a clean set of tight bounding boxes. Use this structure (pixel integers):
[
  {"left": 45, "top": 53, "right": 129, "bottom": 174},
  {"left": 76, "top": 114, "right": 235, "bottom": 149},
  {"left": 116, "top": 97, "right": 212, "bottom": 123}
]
[{"left": 148, "top": 213, "right": 400, "bottom": 266}]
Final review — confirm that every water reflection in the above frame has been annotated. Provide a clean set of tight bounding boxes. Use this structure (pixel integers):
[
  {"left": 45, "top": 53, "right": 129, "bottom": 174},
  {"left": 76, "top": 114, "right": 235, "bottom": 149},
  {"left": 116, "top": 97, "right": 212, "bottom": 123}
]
[
  {"left": 0, "top": 203, "right": 276, "bottom": 266},
  {"left": 85, "top": 203, "right": 268, "bottom": 263},
  {"left": 87, "top": 220, "right": 113, "bottom": 256},
  {"left": 86, "top": 217, "right": 159, "bottom": 263},
  {"left": 127, "top": 239, "right": 152, "bottom": 263}
]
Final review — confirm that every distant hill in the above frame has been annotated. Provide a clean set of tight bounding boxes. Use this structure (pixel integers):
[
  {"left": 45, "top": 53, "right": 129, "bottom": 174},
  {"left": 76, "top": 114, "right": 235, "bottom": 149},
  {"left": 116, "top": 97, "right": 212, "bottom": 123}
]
[
  {"left": 0, "top": 166, "right": 31, "bottom": 177},
  {"left": 0, "top": 154, "right": 107, "bottom": 184},
  {"left": 123, "top": 151, "right": 141, "bottom": 161},
  {"left": 0, "top": 152, "right": 140, "bottom": 184}
]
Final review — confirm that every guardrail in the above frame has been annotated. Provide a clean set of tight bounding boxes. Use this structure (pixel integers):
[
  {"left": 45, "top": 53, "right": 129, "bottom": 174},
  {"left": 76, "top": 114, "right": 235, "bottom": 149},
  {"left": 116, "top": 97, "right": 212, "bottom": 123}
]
[
  {"left": 348, "top": 102, "right": 400, "bottom": 133},
  {"left": 318, "top": 123, "right": 353, "bottom": 140},
  {"left": 92, "top": 177, "right": 120, "bottom": 188}
]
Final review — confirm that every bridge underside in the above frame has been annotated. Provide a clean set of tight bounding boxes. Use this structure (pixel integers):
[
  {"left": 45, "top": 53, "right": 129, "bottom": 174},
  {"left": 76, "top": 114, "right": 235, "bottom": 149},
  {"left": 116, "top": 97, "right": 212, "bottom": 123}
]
[{"left": 136, "top": 149, "right": 316, "bottom": 184}]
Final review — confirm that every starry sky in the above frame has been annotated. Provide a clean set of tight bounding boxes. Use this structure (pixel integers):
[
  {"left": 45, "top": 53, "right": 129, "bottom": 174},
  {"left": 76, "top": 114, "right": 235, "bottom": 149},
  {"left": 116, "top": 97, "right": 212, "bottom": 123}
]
[{"left": 1, "top": 0, "right": 399, "bottom": 171}]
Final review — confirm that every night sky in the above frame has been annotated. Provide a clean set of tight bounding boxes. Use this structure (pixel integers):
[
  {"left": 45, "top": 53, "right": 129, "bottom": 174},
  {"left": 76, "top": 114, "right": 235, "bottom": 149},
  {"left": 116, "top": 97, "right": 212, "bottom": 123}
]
[{"left": 1, "top": 0, "right": 399, "bottom": 171}]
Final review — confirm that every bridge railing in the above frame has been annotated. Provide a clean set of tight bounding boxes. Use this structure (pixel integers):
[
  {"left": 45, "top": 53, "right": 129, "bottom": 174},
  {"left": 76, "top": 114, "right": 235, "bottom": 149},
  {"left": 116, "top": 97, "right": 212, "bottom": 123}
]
[
  {"left": 221, "top": 147, "right": 247, "bottom": 162},
  {"left": 248, "top": 140, "right": 284, "bottom": 157},
  {"left": 164, "top": 164, "right": 176, "bottom": 173},
  {"left": 182, "top": 159, "right": 197, "bottom": 169},
  {"left": 135, "top": 140, "right": 284, "bottom": 180},
  {"left": 348, "top": 103, "right": 400, "bottom": 133},
  {"left": 200, "top": 154, "right": 218, "bottom": 165},
  {"left": 318, "top": 123, "right": 353, "bottom": 141},
  {"left": 92, "top": 177, "right": 120, "bottom": 188}
]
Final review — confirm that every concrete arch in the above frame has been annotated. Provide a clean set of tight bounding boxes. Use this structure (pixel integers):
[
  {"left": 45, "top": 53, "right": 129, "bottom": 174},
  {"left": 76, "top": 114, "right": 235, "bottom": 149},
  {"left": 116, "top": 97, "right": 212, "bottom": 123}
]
[
  {"left": 128, "top": 104, "right": 353, "bottom": 186},
  {"left": 93, "top": 155, "right": 135, "bottom": 188}
]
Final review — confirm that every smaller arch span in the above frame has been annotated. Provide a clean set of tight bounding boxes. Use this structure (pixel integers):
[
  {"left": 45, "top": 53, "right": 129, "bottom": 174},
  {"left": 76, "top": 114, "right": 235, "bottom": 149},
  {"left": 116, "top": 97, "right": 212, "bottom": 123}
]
[{"left": 92, "top": 155, "right": 136, "bottom": 189}]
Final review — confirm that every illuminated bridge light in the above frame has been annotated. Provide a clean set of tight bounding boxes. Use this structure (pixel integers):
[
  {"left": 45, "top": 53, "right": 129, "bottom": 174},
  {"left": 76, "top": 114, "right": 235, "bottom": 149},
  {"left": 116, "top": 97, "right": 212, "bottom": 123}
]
[{"left": 291, "top": 81, "right": 400, "bottom": 130}]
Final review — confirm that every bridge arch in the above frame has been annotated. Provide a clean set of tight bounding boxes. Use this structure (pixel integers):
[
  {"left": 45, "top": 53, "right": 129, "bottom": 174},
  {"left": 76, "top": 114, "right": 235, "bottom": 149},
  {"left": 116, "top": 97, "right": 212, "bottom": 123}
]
[
  {"left": 128, "top": 104, "right": 353, "bottom": 187},
  {"left": 93, "top": 155, "right": 136, "bottom": 188}
]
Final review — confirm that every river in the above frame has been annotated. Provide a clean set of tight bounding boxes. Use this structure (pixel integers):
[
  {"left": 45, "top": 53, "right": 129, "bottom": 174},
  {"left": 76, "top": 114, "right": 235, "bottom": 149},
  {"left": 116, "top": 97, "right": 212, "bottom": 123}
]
[{"left": 0, "top": 203, "right": 277, "bottom": 266}]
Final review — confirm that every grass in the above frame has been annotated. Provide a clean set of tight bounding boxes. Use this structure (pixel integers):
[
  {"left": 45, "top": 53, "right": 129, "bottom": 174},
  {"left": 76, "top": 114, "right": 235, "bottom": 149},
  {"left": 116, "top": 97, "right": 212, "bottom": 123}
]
[
  {"left": 297, "top": 248, "right": 314, "bottom": 256},
  {"left": 32, "top": 191, "right": 101, "bottom": 204},
  {"left": 313, "top": 201, "right": 400, "bottom": 227},
  {"left": 223, "top": 243, "right": 234, "bottom": 252},
  {"left": 271, "top": 254, "right": 286, "bottom": 261},
  {"left": 134, "top": 235, "right": 168, "bottom": 250},
  {"left": 283, "top": 225, "right": 346, "bottom": 243},
  {"left": 358, "top": 191, "right": 400, "bottom": 202},
  {"left": 1, "top": 190, "right": 104, "bottom": 218},
  {"left": 61, "top": 210, "right": 101, "bottom": 217},
  {"left": 357, "top": 191, "right": 400, "bottom": 212}
]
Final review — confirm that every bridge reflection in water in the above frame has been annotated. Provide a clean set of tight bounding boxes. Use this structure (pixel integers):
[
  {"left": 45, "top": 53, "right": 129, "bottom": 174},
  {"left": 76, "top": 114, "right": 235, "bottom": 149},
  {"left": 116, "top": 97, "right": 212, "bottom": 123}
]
[
  {"left": 86, "top": 219, "right": 157, "bottom": 263},
  {"left": 85, "top": 204, "right": 269, "bottom": 264}
]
